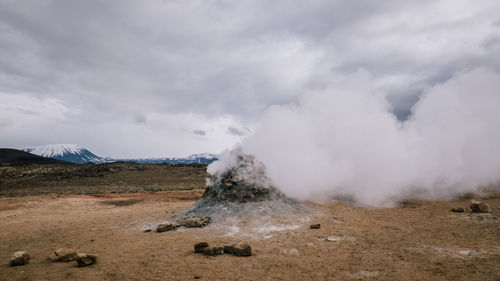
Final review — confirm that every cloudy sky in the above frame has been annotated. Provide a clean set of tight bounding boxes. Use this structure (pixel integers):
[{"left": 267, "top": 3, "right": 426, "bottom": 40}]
[{"left": 1, "top": 0, "right": 499, "bottom": 158}]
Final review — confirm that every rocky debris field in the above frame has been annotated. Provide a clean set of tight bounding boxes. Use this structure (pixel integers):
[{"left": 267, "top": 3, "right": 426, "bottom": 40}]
[
  {"left": 0, "top": 190, "right": 499, "bottom": 280},
  {"left": 0, "top": 163, "right": 499, "bottom": 280}
]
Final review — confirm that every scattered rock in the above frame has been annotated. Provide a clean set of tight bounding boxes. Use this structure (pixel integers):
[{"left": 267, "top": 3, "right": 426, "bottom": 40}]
[
  {"left": 156, "top": 223, "right": 178, "bottom": 232},
  {"left": 49, "top": 248, "right": 77, "bottom": 262},
  {"left": 233, "top": 242, "right": 252, "bottom": 256},
  {"left": 143, "top": 229, "right": 152, "bottom": 233},
  {"left": 75, "top": 253, "right": 97, "bottom": 267},
  {"left": 203, "top": 247, "right": 224, "bottom": 256},
  {"left": 223, "top": 245, "right": 235, "bottom": 254},
  {"left": 194, "top": 242, "right": 209, "bottom": 253},
  {"left": 194, "top": 242, "right": 252, "bottom": 257},
  {"left": 178, "top": 217, "right": 211, "bottom": 228},
  {"left": 10, "top": 251, "right": 30, "bottom": 266},
  {"left": 310, "top": 224, "right": 321, "bottom": 229},
  {"left": 470, "top": 200, "right": 490, "bottom": 213},
  {"left": 451, "top": 208, "right": 464, "bottom": 213}
]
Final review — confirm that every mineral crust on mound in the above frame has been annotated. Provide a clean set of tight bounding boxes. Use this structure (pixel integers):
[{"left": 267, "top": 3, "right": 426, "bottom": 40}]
[{"left": 183, "top": 148, "right": 309, "bottom": 219}]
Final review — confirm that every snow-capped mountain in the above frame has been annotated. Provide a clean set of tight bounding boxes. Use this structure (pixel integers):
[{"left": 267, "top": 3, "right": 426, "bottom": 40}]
[
  {"left": 185, "top": 153, "right": 218, "bottom": 161},
  {"left": 115, "top": 153, "right": 217, "bottom": 164},
  {"left": 23, "top": 144, "right": 217, "bottom": 164},
  {"left": 23, "top": 144, "right": 103, "bottom": 164}
]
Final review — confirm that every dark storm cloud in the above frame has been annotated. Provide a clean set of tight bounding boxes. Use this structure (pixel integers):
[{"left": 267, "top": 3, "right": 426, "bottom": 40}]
[{"left": 1, "top": 0, "right": 499, "bottom": 156}]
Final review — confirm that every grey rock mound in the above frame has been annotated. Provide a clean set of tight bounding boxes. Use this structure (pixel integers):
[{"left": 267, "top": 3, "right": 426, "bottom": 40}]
[{"left": 183, "top": 148, "right": 309, "bottom": 219}]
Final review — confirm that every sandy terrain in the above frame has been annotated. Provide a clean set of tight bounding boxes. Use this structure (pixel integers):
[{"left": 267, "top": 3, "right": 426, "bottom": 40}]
[{"left": 0, "top": 190, "right": 499, "bottom": 281}]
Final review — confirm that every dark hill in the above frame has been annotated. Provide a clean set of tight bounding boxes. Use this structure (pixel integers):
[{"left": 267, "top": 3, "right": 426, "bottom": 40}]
[{"left": 0, "top": 148, "right": 72, "bottom": 165}]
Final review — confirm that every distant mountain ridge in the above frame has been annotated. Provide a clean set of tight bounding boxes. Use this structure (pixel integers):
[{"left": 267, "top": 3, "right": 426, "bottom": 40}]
[
  {"left": 24, "top": 144, "right": 102, "bottom": 164},
  {"left": 0, "top": 148, "right": 72, "bottom": 165},
  {"left": 23, "top": 144, "right": 217, "bottom": 164},
  {"left": 114, "top": 154, "right": 217, "bottom": 164}
]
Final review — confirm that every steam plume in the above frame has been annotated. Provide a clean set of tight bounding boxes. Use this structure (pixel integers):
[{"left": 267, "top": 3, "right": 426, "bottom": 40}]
[{"left": 210, "top": 68, "right": 500, "bottom": 206}]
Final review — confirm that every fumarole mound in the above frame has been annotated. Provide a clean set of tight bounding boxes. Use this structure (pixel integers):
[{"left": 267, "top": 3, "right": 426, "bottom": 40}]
[{"left": 183, "top": 148, "right": 309, "bottom": 219}]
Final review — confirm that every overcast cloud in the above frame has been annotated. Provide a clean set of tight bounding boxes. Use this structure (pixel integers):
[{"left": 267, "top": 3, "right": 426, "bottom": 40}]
[{"left": 1, "top": 0, "right": 499, "bottom": 157}]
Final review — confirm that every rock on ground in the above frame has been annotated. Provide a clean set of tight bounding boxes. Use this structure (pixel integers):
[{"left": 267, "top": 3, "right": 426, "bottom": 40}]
[
  {"left": 194, "top": 242, "right": 209, "bottom": 253},
  {"left": 233, "top": 242, "right": 252, "bottom": 256},
  {"left": 203, "top": 247, "right": 224, "bottom": 256},
  {"left": 310, "top": 224, "right": 321, "bottom": 229},
  {"left": 223, "top": 245, "right": 235, "bottom": 254},
  {"left": 156, "top": 223, "right": 177, "bottom": 232},
  {"left": 10, "top": 251, "right": 30, "bottom": 266},
  {"left": 470, "top": 200, "right": 490, "bottom": 213},
  {"left": 75, "top": 253, "right": 97, "bottom": 267},
  {"left": 178, "top": 217, "right": 211, "bottom": 228},
  {"left": 49, "top": 248, "right": 77, "bottom": 262}
]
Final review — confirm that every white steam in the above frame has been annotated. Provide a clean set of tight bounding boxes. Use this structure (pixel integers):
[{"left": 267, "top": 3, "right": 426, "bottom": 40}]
[
  {"left": 210, "top": 68, "right": 500, "bottom": 206},
  {"left": 207, "top": 147, "right": 273, "bottom": 188}
]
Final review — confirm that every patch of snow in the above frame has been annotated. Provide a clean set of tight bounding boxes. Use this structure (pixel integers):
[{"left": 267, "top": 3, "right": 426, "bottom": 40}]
[
  {"left": 186, "top": 153, "right": 217, "bottom": 160},
  {"left": 24, "top": 144, "right": 85, "bottom": 157}
]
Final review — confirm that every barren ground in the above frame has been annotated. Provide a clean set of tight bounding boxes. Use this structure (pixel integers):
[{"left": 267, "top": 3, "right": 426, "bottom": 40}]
[{"left": 0, "top": 164, "right": 499, "bottom": 280}]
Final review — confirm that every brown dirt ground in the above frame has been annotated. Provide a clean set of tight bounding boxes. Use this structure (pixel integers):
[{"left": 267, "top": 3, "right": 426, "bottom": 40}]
[{"left": 0, "top": 190, "right": 499, "bottom": 281}]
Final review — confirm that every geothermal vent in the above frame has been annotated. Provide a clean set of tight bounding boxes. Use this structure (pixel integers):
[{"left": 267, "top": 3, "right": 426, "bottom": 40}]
[{"left": 183, "top": 148, "right": 309, "bottom": 219}]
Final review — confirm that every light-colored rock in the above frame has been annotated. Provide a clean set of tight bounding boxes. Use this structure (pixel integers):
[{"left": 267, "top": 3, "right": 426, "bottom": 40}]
[
  {"left": 75, "top": 253, "right": 97, "bottom": 267},
  {"left": 49, "top": 248, "right": 77, "bottom": 262},
  {"left": 10, "top": 251, "right": 30, "bottom": 266},
  {"left": 179, "top": 217, "right": 211, "bottom": 228},
  {"left": 156, "top": 223, "right": 177, "bottom": 232},
  {"left": 470, "top": 200, "right": 490, "bottom": 213}
]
